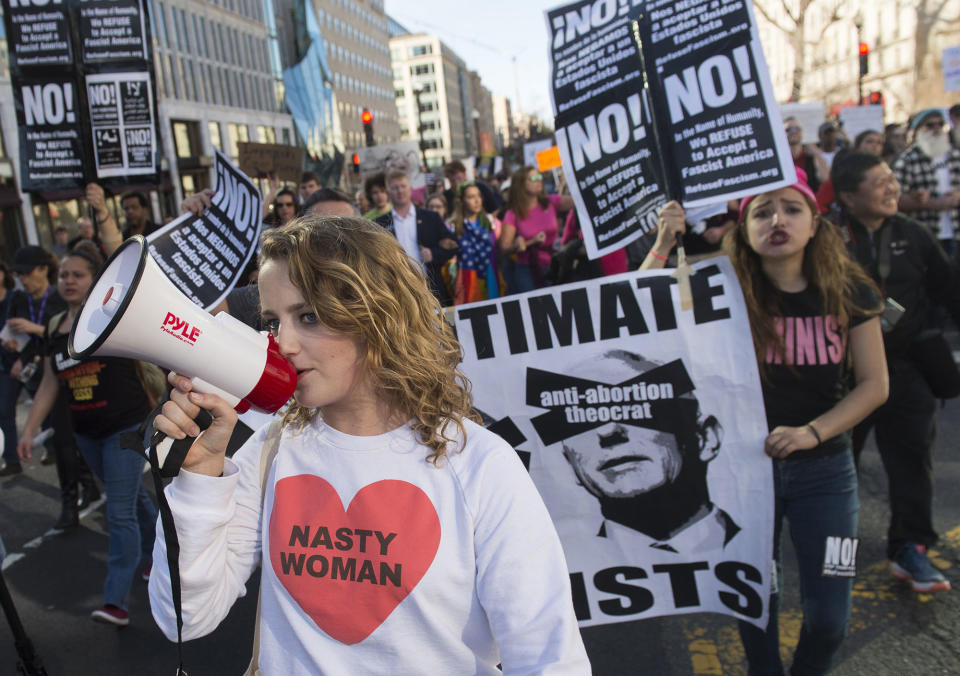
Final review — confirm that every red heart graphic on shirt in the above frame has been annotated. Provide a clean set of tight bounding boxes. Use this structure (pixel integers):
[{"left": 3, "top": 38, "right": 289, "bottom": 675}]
[{"left": 268, "top": 476, "right": 441, "bottom": 645}]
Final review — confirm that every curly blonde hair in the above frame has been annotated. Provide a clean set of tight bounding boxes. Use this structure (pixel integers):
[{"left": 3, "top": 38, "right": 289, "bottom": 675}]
[
  {"left": 259, "top": 215, "right": 478, "bottom": 463},
  {"left": 723, "top": 192, "right": 881, "bottom": 368}
]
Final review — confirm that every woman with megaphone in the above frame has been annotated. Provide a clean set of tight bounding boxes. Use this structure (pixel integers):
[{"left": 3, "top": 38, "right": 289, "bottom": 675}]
[
  {"left": 18, "top": 242, "right": 157, "bottom": 627},
  {"left": 149, "top": 215, "right": 589, "bottom": 674}
]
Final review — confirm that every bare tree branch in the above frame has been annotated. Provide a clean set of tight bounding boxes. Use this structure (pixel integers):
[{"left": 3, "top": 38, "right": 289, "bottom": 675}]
[
  {"left": 753, "top": 0, "right": 796, "bottom": 35},
  {"left": 784, "top": 0, "right": 802, "bottom": 26}
]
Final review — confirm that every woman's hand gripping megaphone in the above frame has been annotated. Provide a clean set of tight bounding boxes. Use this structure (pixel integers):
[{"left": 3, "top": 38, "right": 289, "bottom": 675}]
[{"left": 153, "top": 372, "right": 239, "bottom": 477}]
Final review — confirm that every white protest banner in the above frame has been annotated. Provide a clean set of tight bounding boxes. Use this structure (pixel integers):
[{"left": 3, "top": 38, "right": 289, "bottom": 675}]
[
  {"left": 354, "top": 141, "right": 426, "bottom": 188},
  {"left": 944, "top": 46, "right": 960, "bottom": 92},
  {"left": 838, "top": 105, "right": 885, "bottom": 142},
  {"left": 455, "top": 258, "right": 773, "bottom": 628},
  {"left": 780, "top": 102, "right": 825, "bottom": 144},
  {"left": 547, "top": 0, "right": 794, "bottom": 260},
  {"left": 146, "top": 150, "right": 261, "bottom": 310}
]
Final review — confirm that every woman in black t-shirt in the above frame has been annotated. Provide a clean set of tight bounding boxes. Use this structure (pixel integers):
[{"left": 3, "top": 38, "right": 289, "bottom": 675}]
[
  {"left": 17, "top": 244, "right": 157, "bottom": 627},
  {"left": 643, "top": 169, "right": 888, "bottom": 674}
]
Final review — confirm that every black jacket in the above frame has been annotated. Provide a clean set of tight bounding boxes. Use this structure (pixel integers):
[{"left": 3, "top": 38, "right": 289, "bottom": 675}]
[
  {"left": 840, "top": 212, "right": 960, "bottom": 356},
  {"left": 374, "top": 207, "right": 459, "bottom": 306}
]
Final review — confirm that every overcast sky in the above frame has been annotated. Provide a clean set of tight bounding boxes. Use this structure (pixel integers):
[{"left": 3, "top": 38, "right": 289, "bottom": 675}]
[{"left": 384, "top": 0, "right": 559, "bottom": 121}]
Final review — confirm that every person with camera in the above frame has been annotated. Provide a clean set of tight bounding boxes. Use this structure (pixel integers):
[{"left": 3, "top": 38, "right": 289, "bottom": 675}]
[{"left": 832, "top": 151, "right": 960, "bottom": 593}]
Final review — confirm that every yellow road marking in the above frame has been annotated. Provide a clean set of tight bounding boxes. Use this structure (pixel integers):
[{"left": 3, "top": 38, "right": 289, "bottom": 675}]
[{"left": 682, "top": 524, "right": 958, "bottom": 673}]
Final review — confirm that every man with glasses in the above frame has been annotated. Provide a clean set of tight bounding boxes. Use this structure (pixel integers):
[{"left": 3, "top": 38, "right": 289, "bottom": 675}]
[
  {"left": 783, "top": 117, "right": 829, "bottom": 193},
  {"left": 834, "top": 151, "right": 959, "bottom": 593},
  {"left": 892, "top": 108, "right": 960, "bottom": 258}
]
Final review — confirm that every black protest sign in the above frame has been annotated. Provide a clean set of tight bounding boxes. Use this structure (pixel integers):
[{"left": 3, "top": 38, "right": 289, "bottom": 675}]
[
  {"left": 79, "top": 0, "right": 149, "bottom": 63},
  {"left": 1, "top": 0, "right": 159, "bottom": 191},
  {"left": 4, "top": 0, "right": 73, "bottom": 68},
  {"left": 527, "top": 360, "right": 698, "bottom": 445},
  {"left": 548, "top": 1, "right": 665, "bottom": 258},
  {"left": 146, "top": 151, "right": 261, "bottom": 310},
  {"left": 14, "top": 75, "right": 89, "bottom": 187},
  {"left": 86, "top": 71, "right": 156, "bottom": 178},
  {"left": 546, "top": 0, "right": 794, "bottom": 259},
  {"left": 635, "top": 0, "right": 793, "bottom": 206}
]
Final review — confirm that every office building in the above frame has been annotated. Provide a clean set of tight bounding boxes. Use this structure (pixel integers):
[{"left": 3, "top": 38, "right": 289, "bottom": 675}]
[
  {"left": 755, "top": 0, "right": 960, "bottom": 121},
  {"left": 390, "top": 31, "right": 495, "bottom": 168},
  {"left": 492, "top": 95, "right": 515, "bottom": 152},
  {"left": 311, "top": 0, "right": 400, "bottom": 152}
]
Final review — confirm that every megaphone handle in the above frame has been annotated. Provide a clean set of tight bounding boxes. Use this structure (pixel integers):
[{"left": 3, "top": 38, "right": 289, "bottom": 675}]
[
  {"left": 175, "top": 374, "right": 242, "bottom": 409},
  {"left": 151, "top": 409, "right": 213, "bottom": 478}
]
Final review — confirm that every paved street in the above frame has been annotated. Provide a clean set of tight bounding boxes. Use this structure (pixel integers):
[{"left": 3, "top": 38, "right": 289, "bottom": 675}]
[{"left": 0, "top": 391, "right": 958, "bottom": 675}]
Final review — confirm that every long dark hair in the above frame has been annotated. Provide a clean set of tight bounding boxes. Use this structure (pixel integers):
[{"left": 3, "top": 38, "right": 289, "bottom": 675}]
[
  {"left": 269, "top": 188, "right": 299, "bottom": 226},
  {"left": 66, "top": 241, "right": 105, "bottom": 275},
  {"left": 723, "top": 192, "right": 881, "bottom": 365},
  {"left": 449, "top": 183, "right": 493, "bottom": 238},
  {"left": 505, "top": 166, "right": 548, "bottom": 220},
  {"left": 0, "top": 261, "right": 14, "bottom": 292}
]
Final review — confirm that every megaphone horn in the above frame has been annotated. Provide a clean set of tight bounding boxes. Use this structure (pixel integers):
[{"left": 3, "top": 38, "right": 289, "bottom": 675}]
[{"left": 69, "top": 236, "right": 297, "bottom": 415}]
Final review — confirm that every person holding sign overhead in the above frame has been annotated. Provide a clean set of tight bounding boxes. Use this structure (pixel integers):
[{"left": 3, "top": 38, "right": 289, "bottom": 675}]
[{"left": 643, "top": 170, "right": 888, "bottom": 674}]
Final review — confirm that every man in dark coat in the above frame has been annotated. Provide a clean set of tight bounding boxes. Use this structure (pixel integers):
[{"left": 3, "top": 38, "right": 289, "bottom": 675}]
[{"left": 376, "top": 171, "right": 459, "bottom": 306}]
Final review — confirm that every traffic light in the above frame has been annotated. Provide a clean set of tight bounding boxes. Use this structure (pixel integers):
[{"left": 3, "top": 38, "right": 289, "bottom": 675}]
[
  {"left": 352, "top": 152, "right": 360, "bottom": 174},
  {"left": 868, "top": 91, "right": 884, "bottom": 106},
  {"left": 361, "top": 109, "right": 374, "bottom": 147},
  {"left": 859, "top": 43, "right": 869, "bottom": 76}
]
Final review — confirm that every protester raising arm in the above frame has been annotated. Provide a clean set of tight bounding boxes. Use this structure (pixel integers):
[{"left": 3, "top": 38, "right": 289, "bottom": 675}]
[
  {"left": 85, "top": 183, "right": 124, "bottom": 256},
  {"left": 639, "top": 201, "right": 686, "bottom": 270}
]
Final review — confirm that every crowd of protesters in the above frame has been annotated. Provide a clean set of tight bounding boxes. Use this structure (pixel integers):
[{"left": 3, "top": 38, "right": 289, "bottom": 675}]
[{"left": 0, "top": 101, "right": 957, "bottom": 676}]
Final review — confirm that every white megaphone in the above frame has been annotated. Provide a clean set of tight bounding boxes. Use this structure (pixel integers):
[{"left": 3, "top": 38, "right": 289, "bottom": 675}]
[{"left": 69, "top": 235, "right": 297, "bottom": 415}]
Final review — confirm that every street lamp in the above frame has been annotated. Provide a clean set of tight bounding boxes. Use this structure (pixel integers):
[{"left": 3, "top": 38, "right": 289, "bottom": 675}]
[
  {"left": 471, "top": 109, "right": 482, "bottom": 156},
  {"left": 854, "top": 11, "right": 864, "bottom": 104},
  {"left": 412, "top": 88, "right": 429, "bottom": 170}
]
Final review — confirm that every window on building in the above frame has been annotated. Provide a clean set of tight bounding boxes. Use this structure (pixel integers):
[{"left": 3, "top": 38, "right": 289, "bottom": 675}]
[
  {"left": 227, "top": 123, "right": 249, "bottom": 158},
  {"left": 257, "top": 125, "right": 276, "bottom": 143},
  {"left": 172, "top": 120, "right": 201, "bottom": 158},
  {"left": 281, "top": 128, "right": 291, "bottom": 145},
  {"left": 208, "top": 121, "right": 222, "bottom": 150},
  {"left": 192, "top": 14, "right": 206, "bottom": 58},
  {"left": 153, "top": 1, "right": 168, "bottom": 47},
  {"left": 409, "top": 44, "right": 431, "bottom": 56},
  {"left": 411, "top": 64, "right": 434, "bottom": 75}
]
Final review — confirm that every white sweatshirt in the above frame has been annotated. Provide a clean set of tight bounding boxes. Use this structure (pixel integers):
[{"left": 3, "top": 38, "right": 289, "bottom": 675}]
[{"left": 149, "top": 418, "right": 589, "bottom": 675}]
